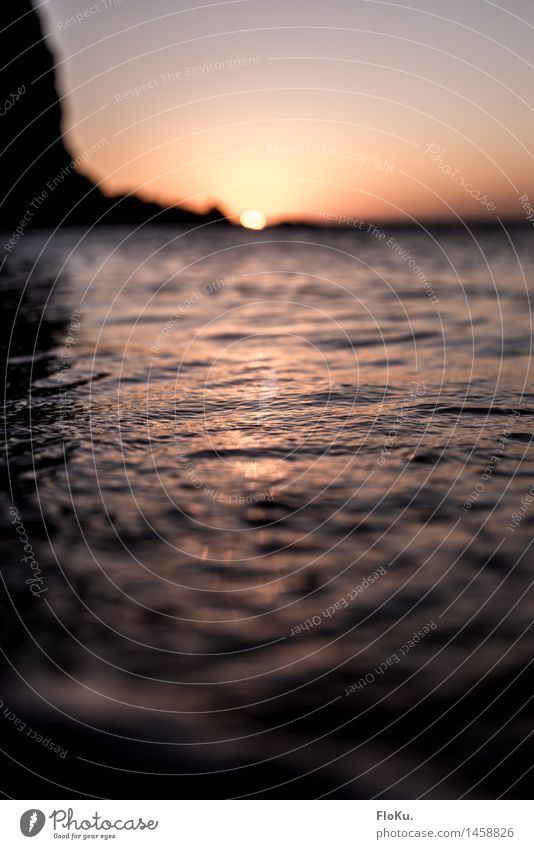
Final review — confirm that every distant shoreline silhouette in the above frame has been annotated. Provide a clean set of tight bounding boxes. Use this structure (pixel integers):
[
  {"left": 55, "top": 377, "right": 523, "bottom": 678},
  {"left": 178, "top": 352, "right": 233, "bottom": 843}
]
[
  {"left": 0, "top": 3, "right": 528, "bottom": 236},
  {"left": 0, "top": 1, "right": 227, "bottom": 232}
]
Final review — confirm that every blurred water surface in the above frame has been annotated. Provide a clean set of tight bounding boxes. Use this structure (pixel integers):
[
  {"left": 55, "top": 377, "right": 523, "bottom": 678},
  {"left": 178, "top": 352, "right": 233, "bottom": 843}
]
[{"left": 2, "top": 224, "right": 534, "bottom": 798}]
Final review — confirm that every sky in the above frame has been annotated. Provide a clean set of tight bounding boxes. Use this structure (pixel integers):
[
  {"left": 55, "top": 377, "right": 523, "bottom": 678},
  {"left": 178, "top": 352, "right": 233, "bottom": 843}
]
[{"left": 36, "top": 0, "right": 534, "bottom": 224}]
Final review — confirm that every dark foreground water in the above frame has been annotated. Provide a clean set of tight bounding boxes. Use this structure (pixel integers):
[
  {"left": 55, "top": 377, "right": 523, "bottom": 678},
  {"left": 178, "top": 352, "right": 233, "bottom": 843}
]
[{"left": 1, "top": 224, "right": 534, "bottom": 798}]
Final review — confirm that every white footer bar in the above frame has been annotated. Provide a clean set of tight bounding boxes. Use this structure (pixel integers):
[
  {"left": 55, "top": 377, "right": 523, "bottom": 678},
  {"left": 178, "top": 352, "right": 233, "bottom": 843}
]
[{"left": 2, "top": 800, "right": 532, "bottom": 848}]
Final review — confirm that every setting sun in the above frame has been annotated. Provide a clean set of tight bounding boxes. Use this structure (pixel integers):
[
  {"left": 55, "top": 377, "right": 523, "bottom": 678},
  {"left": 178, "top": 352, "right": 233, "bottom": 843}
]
[{"left": 239, "top": 209, "right": 266, "bottom": 230}]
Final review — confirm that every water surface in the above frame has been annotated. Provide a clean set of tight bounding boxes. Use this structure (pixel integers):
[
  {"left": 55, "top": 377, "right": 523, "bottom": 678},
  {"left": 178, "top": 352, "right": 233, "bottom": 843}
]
[{"left": 2, "top": 224, "right": 534, "bottom": 798}]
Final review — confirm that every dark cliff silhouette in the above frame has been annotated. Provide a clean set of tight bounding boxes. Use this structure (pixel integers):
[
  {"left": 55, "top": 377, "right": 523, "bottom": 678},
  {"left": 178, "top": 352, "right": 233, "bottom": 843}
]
[{"left": 0, "top": 2, "right": 226, "bottom": 231}]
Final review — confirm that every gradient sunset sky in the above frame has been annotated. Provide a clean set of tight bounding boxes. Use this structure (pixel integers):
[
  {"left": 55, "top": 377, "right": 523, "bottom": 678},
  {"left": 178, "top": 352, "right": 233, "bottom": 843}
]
[{"left": 37, "top": 0, "right": 534, "bottom": 224}]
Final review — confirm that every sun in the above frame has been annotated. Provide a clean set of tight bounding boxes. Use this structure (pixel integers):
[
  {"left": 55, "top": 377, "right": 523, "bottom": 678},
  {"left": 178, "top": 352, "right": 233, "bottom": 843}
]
[{"left": 240, "top": 209, "right": 266, "bottom": 230}]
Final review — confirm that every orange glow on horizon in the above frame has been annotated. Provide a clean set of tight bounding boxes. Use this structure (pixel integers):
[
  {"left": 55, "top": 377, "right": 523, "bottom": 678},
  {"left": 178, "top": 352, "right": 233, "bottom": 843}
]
[{"left": 240, "top": 209, "right": 267, "bottom": 230}]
